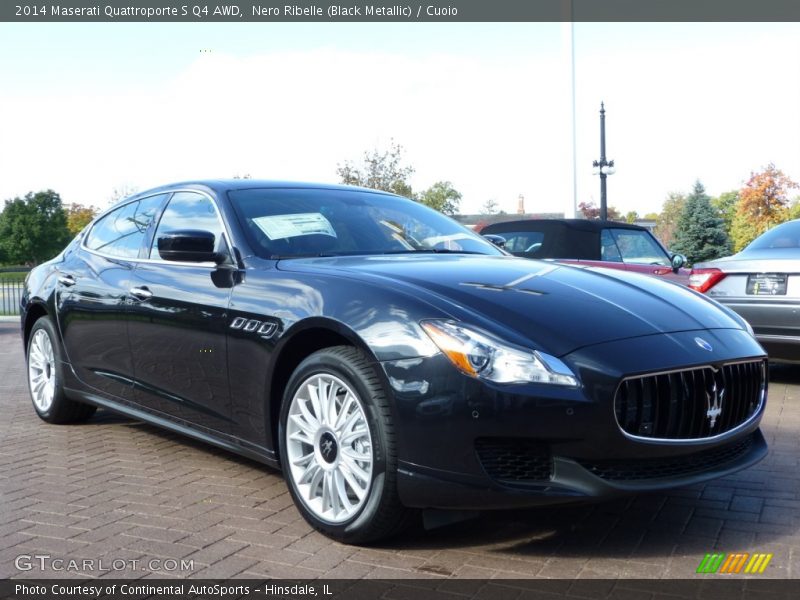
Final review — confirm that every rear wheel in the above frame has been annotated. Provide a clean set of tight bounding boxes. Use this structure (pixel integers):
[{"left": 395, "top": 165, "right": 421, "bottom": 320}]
[
  {"left": 27, "top": 318, "right": 96, "bottom": 424},
  {"left": 278, "top": 346, "right": 412, "bottom": 544}
]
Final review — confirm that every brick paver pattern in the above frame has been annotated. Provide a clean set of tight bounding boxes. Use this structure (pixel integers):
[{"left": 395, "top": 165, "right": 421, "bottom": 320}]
[{"left": 1, "top": 322, "right": 798, "bottom": 579}]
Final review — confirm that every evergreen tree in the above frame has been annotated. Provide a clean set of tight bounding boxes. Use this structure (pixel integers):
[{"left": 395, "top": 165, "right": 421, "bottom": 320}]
[{"left": 671, "top": 181, "right": 731, "bottom": 265}]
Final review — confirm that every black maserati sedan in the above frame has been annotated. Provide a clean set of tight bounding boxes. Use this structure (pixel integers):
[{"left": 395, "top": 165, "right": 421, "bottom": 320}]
[{"left": 21, "top": 180, "right": 767, "bottom": 543}]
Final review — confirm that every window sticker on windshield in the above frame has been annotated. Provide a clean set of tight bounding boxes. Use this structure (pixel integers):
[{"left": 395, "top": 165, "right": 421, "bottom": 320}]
[{"left": 253, "top": 213, "right": 337, "bottom": 240}]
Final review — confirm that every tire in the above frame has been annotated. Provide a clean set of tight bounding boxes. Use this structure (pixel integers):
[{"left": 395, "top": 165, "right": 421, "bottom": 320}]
[
  {"left": 27, "top": 317, "right": 97, "bottom": 424},
  {"left": 278, "top": 346, "right": 412, "bottom": 544}
]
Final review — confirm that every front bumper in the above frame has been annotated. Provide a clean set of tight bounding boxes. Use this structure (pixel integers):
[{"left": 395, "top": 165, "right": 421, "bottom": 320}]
[
  {"left": 382, "top": 328, "right": 768, "bottom": 510},
  {"left": 396, "top": 429, "right": 766, "bottom": 509}
]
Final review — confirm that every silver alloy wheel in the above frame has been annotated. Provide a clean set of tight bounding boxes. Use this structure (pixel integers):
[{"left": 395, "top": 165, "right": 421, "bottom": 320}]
[
  {"left": 28, "top": 329, "right": 56, "bottom": 413},
  {"left": 286, "top": 373, "right": 374, "bottom": 523}
]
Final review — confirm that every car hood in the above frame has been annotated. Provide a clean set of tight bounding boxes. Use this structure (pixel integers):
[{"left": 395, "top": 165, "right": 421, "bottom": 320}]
[{"left": 277, "top": 254, "right": 745, "bottom": 356}]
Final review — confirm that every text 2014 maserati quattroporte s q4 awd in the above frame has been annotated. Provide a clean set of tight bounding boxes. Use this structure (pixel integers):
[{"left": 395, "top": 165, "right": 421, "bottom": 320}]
[{"left": 21, "top": 181, "right": 768, "bottom": 543}]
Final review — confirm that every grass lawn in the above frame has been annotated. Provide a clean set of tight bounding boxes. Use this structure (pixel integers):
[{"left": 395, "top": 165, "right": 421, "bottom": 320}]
[{"left": 0, "top": 271, "right": 27, "bottom": 282}]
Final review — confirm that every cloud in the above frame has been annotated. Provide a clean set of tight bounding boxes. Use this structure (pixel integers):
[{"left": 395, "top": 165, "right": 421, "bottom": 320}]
[{"left": 0, "top": 47, "right": 566, "bottom": 212}]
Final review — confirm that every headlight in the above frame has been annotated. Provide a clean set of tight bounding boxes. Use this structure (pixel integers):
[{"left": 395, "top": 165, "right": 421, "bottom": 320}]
[{"left": 420, "top": 320, "right": 578, "bottom": 386}]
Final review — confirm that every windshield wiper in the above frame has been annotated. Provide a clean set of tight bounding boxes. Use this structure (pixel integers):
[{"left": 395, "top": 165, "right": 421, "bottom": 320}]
[{"left": 411, "top": 248, "right": 486, "bottom": 255}]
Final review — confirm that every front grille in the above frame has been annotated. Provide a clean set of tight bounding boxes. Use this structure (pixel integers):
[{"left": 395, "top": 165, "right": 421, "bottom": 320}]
[
  {"left": 475, "top": 438, "right": 552, "bottom": 483},
  {"left": 579, "top": 434, "right": 755, "bottom": 481},
  {"left": 614, "top": 360, "right": 765, "bottom": 440}
]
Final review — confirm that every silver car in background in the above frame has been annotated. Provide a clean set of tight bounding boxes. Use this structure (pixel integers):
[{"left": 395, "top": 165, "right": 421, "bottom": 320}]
[{"left": 690, "top": 219, "right": 800, "bottom": 363}]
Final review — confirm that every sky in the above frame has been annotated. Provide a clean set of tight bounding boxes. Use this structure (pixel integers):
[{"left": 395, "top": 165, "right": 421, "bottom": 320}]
[{"left": 0, "top": 22, "right": 799, "bottom": 217}]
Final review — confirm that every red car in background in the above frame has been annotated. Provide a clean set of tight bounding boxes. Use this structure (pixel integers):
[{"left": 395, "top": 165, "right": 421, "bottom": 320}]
[{"left": 481, "top": 219, "right": 690, "bottom": 285}]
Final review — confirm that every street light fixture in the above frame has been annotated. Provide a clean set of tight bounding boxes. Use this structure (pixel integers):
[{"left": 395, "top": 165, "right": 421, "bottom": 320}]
[{"left": 592, "top": 102, "right": 616, "bottom": 220}]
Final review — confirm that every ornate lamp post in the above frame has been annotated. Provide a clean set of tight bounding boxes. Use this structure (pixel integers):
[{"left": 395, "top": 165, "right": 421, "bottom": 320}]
[{"left": 592, "top": 102, "right": 616, "bottom": 220}]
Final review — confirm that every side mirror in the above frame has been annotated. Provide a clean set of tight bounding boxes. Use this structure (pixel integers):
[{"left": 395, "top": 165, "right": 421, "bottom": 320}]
[
  {"left": 157, "top": 230, "right": 222, "bottom": 263},
  {"left": 671, "top": 253, "right": 687, "bottom": 272},
  {"left": 483, "top": 234, "right": 506, "bottom": 249}
]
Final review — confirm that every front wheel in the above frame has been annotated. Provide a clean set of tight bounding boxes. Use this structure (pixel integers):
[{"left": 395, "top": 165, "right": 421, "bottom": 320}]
[
  {"left": 278, "top": 346, "right": 411, "bottom": 544},
  {"left": 27, "top": 318, "right": 96, "bottom": 424}
]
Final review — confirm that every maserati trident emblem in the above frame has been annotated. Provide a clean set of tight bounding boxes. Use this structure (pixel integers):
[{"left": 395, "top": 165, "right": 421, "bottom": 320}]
[
  {"left": 321, "top": 439, "right": 333, "bottom": 457},
  {"left": 319, "top": 432, "right": 337, "bottom": 462},
  {"left": 705, "top": 379, "right": 725, "bottom": 429},
  {"left": 695, "top": 337, "right": 713, "bottom": 352}
]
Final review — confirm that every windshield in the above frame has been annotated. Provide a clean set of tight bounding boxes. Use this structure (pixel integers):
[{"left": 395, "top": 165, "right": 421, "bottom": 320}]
[
  {"left": 744, "top": 220, "right": 800, "bottom": 251},
  {"left": 608, "top": 228, "right": 671, "bottom": 266},
  {"left": 228, "top": 187, "right": 502, "bottom": 259}
]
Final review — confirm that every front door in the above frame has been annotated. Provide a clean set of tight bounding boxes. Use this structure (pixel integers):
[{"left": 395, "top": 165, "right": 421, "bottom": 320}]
[{"left": 127, "top": 191, "right": 234, "bottom": 433}]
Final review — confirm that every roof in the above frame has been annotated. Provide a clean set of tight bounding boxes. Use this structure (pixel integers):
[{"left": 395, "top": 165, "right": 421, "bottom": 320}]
[
  {"left": 128, "top": 179, "right": 397, "bottom": 200},
  {"left": 482, "top": 218, "right": 648, "bottom": 233}
]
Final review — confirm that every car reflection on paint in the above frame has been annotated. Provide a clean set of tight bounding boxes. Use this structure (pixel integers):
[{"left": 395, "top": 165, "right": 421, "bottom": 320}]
[{"left": 481, "top": 219, "right": 689, "bottom": 284}]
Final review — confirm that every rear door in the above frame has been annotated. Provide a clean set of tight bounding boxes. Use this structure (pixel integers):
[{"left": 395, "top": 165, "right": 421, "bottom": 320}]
[{"left": 56, "top": 195, "right": 166, "bottom": 400}]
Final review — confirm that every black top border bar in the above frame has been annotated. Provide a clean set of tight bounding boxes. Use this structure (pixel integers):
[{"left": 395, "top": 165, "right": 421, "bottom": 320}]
[{"left": 4, "top": 0, "right": 800, "bottom": 22}]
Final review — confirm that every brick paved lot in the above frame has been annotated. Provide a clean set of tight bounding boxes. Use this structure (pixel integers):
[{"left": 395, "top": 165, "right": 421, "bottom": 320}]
[{"left": 1, "top": 321, "right": 798, "bottom": 580}]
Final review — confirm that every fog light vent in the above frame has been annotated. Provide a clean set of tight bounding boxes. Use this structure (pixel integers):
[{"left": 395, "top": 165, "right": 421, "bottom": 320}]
[{"left": 475, "top": 438, "right": 552, "bottom": 483}]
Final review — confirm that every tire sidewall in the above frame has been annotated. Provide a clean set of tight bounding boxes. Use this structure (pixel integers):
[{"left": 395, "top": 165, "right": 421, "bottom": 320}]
[
  {"left": 278, "top": 349, "right": 391, "bottom": 541},
  {"left": 27, "top": 318, "right": 66, "bottom": 421}
]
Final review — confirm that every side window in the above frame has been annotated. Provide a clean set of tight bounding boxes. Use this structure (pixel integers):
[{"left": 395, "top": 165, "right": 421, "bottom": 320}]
[
  {"left": 149, "top": 192, "right": 225, "bottom": 260},
  {"left": 600, "top": 229, "right": 623, "bottom": 262},
  {"left": 498, "top": 231, "right": 545, "bottom": 255},
  {"left": 610, "top": 229, "right": 670, "bottom": 266},
  {"left": 85, "top": 195, "right": 166, "bottom": 258}
]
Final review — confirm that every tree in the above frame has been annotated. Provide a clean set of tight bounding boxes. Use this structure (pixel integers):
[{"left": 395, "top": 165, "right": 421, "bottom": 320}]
[
  {"left": 417, "top": 181, "right": 462, "bottom": 216},
  {"left": 670, "top": 181, "right": 730, "bottom": 265},
  {"left": 480, "top": 198, "right": 499, "bottom": 215},
  {"left": 474, "top": 219, "right": 490, "bottom": 232},
  {"left": 624, "top": 210, "right": 639, "bottom": 224},
  {"left": 643, "top": 212, "right": 659, "bottom": 221},
  {"left": 789, "top": 198, "right": 800, "bottom": 220},
  {"left": 711, "top": 190, "right": 739, "bottom": 237},
  {"left": 0, "top": 190, "right": 71, "bottom": 265},
  {"left": 653, "top": 192, "right": 686, "bottom": 248},
  {"left": 66, "top": 203, "right": 98, "bottom": 236},
  {"left": 731, "top": 164, "right": 798, "bottom": 251},
  {"left": 337, "top": 139, "right": 414, "bottom": 198},
  {"left": 578, "top": 201, "right": 620, "bottom": 220}
]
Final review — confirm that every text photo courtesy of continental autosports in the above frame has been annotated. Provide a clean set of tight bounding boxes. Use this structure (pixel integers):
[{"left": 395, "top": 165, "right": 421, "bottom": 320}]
[{"left": 0, "top": 1, "right": 799, "bottom": 595}]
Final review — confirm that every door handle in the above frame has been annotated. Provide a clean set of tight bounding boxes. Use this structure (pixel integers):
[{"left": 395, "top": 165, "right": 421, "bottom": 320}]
[
  {"left": 129, "top": 286, "right": 153, "bottom": 300},
  {"left": 58, "top": 274, "right": 76, "bottom": 287}
]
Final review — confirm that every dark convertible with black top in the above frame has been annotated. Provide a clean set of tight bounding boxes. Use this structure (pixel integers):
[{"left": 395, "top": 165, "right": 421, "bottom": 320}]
[{"left": 21, "top": 180, "right": 768, "bottom": 543}]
